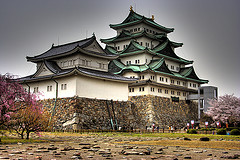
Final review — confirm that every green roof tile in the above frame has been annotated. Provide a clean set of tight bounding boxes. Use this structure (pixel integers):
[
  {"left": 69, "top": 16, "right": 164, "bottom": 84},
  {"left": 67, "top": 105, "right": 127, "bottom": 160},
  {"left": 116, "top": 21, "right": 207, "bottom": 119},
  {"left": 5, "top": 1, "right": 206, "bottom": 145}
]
[{"left": 110, "top": 11, "right": 174, "bottom": 33}]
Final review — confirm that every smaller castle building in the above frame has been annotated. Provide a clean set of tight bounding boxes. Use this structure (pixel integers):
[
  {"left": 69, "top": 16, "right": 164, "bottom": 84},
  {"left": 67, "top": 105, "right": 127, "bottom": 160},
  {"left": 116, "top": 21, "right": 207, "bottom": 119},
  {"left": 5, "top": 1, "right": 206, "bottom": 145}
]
[{"left": 19, "top": 35, "right": 136, "bottom": 101}]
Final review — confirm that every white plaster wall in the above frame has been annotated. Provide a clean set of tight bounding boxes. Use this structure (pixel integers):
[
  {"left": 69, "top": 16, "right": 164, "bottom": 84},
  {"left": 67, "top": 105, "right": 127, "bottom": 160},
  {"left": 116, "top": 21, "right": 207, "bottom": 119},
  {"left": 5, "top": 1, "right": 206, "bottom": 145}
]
[
  {"left": 162, "top": 59, "right": 181, "bottom": 72},
  {"left": 22, "top": 76, "right": 77, "bottom": 100},
  {"left": 128, "top": 85, "right": 188, "bottom": 100},
  {"left": 122, "top": 72, "right": 139, "bottom": 78},
  {"left": 116, "top": 23, "right": 166, "bottom": 35},
  {"left": 56, "top": 54, "right": 109, "bottom": 72},
  {"left": 76, "top": 76, "right": 129, "bottom": 101},
  {"left": 56, "top": 76, "right": 77, "bottom": 98},
  {"left": 114, "top": 40, "right": 131, "bottom": 51},
  {"left": 120, "top": 53, "right": 153, "bottom": 65}
]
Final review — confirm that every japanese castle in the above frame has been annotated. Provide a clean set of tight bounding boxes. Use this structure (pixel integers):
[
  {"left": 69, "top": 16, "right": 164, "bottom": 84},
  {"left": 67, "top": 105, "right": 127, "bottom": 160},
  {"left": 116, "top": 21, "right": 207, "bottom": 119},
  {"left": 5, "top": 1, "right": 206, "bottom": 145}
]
[
  {"left": 102, "top": 7, "right": 208, "bottom": 101},
  {"left": 20, "top": 7, "right": 208, "bottom": 102}
]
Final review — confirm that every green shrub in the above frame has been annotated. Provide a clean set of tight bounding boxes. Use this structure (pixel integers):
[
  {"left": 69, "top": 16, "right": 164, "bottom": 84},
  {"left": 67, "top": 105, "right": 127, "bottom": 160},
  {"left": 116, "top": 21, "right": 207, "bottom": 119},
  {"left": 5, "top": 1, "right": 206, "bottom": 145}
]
[
  {"left": 230, "top": 129, "right": 240, "bottom": 135},
  {"left": 226, "top": 127, "right": 240, "bottom": 131},
  {"left": 187, "top": 129, "right": 197, "bottom": 134},
  {"left": 216, "top": 128, "right": 226, "bottom": 135}
]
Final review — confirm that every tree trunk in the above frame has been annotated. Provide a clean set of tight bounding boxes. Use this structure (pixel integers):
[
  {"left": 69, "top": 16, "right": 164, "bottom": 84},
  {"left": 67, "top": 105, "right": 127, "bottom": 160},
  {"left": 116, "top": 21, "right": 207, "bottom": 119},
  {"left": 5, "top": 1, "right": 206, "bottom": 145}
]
[{"left": 26, "top": 131, "right": 30, "bottom": 139}]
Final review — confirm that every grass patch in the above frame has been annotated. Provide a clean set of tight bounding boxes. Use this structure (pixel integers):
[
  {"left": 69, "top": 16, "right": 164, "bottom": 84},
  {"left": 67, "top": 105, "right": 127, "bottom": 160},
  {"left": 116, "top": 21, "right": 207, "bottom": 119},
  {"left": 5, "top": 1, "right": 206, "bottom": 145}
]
[
  {"left": 0, "top": 136, "right": 48, "bottom": 144},
  {"left": 123, "top": 140, "right": 240, "bottom": 150},
  {"left": 96, "top": 132, "right": 240, "bottom": 141}
]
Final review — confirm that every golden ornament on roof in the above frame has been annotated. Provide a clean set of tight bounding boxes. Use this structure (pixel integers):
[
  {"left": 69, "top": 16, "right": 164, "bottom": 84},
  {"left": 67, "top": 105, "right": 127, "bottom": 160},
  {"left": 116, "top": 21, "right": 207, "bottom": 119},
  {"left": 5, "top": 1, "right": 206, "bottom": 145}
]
[{"left": 130, "top": 5, "right": 133, "bottom": 11}]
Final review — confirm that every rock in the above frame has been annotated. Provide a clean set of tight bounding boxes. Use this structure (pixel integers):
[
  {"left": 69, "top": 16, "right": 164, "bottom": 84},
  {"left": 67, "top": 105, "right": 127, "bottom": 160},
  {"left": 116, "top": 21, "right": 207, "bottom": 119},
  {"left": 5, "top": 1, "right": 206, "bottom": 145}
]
[
  {"left": 62, "top": 146, "right": 75, "bottom": 151},
  {"left": 200, "top": 137, "right": 210, "bottom": 141},
  {"left": 143, "top": 151, "right": 151, "bottom": 155},
  {"left": 155, "top": 151, "right": 163, "bottom": 154},
  {"left": 48, "top": 147, "right": 58, "bottom": 150},
  {"left": 34, "top": 150, "right": 49, "bottom": 153},
  {"left": 79, "top": 143, "right": 91, "bottom": 145},
  {"left": 184, "top": 137, "right": 191, "bottom": 141},
  {"left": 124, "top": 151, "right": 139, "bottom": 155},
  {"left": 183, "top": 137, "right": 191, "bottom": 141}
]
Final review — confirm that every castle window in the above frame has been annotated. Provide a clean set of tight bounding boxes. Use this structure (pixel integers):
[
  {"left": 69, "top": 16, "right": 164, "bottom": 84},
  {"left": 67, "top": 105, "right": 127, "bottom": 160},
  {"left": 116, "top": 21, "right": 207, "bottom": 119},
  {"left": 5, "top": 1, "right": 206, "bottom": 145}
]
[
  {"left": 82, "top": 60, "right": 86, "bottom": 65},
  {"left": 171, "top": 80, "right": 174, "bottom": 84},
  {"left": 158, "top": 88, "right": 162, "bottom": 93},
  {"left": 129, "top": 88, "right": 134, "bottom": 92},
  {"left": 183, "top": 92, "right": 186, "bottom": 96},
  {"left": 160, "top": 77, "right": 164, "bottom": 81},
  {"left": 138, "top": 28, "right": 140, "bottom": 31},
  {"left": 61, "top": 84, "right": 67, "bottom": 90},
  {"left": 117, "top": 46, "right": 120, "bottom": 50},
  {"left": 171, "top": 90, "right": 175, "bottom": 95},
  {"left": 140, "top": 42, "right": 143, "bottom": 45},
  {"left": 165, "top": 90, "right": 168, "bottom": 94},
  {"left": 142, "top": 75, "right": 144, "bottom": 79},
  {"left": 69, "top": 60, "right": 73, "bottom": 66},
  {"left": 151, "top": 87, "right": 155, "bottom": 92},
  {"left": 177, "top": 81, "right": 180, "bottom": 85},
  {"left": 171, "top": 65, "right": 174, "bottom": 70},
  {"left": 193, "top": 84, "right": 197, "bottom": 88},
  {"left": 139, "top": 87, "right": 144, "bottom": 92},
  {"left": 166, "top": 78, "right": 168, "bottom": 82},
  {"left": 150, "top": 76, "right": 155, "bottom": 80},
  {"left": 33, "top": 87, "right": 38, "bottom": 93},
  {"left": 47, "top": 85, "right": 52, "bottom": 92},
  {"left": 134, "top": 28, "right": 137, "bottom": 32},
  {"left": 189, "top": 83, "right": 192, "bottom": 87},
  {"left": 63, "top": 61, "right": 68, "bottom": 67},
  {"left": 177, "top": 92, "right": 181, "bottom": 96},
  {"left": 183, "top": 82, "right": 186, "bottom": 86}
]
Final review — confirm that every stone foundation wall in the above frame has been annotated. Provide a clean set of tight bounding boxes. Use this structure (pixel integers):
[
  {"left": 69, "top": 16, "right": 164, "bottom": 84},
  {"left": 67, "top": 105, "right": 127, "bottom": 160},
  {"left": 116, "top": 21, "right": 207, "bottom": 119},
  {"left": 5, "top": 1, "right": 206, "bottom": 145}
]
[{"left": 40, "top": 95, "right": 198, "bottom": 130}]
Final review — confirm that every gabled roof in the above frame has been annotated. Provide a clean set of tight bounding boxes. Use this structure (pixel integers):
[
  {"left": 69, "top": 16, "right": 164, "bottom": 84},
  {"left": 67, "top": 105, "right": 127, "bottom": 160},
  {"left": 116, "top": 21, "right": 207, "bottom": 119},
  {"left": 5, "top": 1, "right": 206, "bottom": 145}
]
[
  {"left": 105, "top": 39, "right": 192, "bottom": 64},
  {"left": 109, "top": 58, "right": 173, "bottom": 76},
  {"left": 110, "top": 10, "right": 174, "bottom": 33},
  {"left": 101, "top": 30, "right": 168, "bottom": 44},
  {"left": 178, "top": 66, "right": 208, "bottom": 83},
  {"left": 19, "top": 60, "right": 136, "bottom": 83},
  {"left": 109, "top": 58, "right": 208, "bottom": 84},
  {"left": 27, "top": 35, "right": 118, "bottom": 62}
]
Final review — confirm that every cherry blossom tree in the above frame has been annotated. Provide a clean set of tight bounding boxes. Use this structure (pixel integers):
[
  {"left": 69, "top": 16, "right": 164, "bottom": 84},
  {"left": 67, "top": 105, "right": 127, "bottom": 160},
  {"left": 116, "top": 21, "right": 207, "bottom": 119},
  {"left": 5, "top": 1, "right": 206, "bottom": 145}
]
[
  {"left": 10, "top": 100, "right": 50, "bottom": 139},
  {"left": 0, "top": 74, "right": 49, "bottom": 139},
  {"left": 0, "top": 74, "right": 29, "bottom": 127},
  {"left": 205, "top": 94, "right": 240, "bottom": 126}
]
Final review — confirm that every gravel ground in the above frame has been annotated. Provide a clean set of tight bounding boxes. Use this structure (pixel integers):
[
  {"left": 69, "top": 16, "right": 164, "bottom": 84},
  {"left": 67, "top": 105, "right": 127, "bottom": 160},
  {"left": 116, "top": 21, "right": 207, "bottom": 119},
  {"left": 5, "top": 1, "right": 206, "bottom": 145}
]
[{"left": 0, "top": 134, "right": 239, "bottom": 160}]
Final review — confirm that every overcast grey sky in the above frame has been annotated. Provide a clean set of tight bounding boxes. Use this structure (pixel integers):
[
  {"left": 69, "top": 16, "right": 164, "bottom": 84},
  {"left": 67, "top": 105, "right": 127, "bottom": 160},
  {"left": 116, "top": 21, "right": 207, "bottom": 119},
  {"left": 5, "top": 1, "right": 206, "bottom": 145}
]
[{"left": 0, "top": 0, "right": 239, "bottom": 97}]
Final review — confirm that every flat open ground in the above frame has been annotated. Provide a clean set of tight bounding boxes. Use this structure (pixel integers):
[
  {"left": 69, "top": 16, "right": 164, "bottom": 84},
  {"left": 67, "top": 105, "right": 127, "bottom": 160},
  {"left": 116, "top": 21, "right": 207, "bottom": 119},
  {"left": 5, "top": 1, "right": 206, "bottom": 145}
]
[{"left": 0, "top": 132, "right": 239, "bottom": 160}]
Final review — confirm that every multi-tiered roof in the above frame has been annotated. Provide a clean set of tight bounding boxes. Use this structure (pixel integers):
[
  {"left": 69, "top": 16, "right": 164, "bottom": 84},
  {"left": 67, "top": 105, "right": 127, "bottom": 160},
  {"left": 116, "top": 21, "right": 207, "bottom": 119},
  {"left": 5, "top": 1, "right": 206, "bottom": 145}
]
[{"left": 101, "top": 9, "right": 208, "bottom": 84}]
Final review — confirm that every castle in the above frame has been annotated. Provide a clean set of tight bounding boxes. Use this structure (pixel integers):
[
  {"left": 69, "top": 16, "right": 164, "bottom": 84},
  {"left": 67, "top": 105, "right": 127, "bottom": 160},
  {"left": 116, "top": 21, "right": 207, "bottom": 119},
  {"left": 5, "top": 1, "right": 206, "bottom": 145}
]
[{"left": 19, "top": 8, "right": 214, "bottom": 129}]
